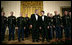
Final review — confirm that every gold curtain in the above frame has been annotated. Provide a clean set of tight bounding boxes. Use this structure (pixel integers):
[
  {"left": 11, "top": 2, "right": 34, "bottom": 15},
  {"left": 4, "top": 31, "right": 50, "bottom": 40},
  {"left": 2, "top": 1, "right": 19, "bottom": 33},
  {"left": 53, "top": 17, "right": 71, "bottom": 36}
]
[{"left": 21, "top": 1, "right": 43, "bottom": 17}]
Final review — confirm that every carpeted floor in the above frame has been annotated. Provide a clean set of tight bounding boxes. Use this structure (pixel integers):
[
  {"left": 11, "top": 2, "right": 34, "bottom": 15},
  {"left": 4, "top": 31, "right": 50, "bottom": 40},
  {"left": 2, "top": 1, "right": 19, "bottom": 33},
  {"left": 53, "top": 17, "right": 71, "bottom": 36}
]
[
  {"left": 1, "top": 29, "right": 71, "bottom": 44},
  {"left": 1, "top": 34, "right": 71, "bottom": 44}
]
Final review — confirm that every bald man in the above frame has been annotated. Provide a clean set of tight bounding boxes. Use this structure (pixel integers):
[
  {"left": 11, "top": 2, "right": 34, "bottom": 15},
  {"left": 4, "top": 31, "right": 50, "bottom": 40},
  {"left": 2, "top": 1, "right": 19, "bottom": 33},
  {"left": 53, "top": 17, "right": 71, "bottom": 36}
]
[
  {"left": 8, "top": 11, "right": 16, "bottom": 41},
  {"left": 53, "top": 11, "right": 62, "bottom": 42}
]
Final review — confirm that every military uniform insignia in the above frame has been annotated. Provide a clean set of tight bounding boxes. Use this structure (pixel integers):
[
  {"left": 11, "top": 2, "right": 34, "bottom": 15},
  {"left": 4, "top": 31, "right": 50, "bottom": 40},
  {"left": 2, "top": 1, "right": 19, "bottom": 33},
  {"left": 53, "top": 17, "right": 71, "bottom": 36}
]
[
  {"left": 67, "top": 17, "right": 69, "bottom": 19},
  {"left": 51, "top": 19, "right": 53, "bottom": 22},
  {"left": 58, "top": 16, "right": 60, "bottom": 18},
  {"left": 12, "top": 18, "right": 14, "bottom": 19}
]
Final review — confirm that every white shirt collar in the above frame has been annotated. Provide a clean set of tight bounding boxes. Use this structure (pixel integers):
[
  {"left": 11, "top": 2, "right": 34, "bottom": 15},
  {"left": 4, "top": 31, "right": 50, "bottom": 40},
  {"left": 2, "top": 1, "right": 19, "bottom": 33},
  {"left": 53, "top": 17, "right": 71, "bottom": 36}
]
[
  {"left": 35, "top": 13, "right": 38, "bottom": 20},
  {"left": 42, "top": 15, "right": 44, "bottom": 21}
]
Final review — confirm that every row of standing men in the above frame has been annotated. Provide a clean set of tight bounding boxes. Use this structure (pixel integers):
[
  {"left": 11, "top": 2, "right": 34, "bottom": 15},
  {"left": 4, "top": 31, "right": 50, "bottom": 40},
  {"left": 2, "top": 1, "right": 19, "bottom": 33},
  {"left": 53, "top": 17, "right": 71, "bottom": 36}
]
[{"left": 1, "top": 10, "right": 71, "bottom": 42}]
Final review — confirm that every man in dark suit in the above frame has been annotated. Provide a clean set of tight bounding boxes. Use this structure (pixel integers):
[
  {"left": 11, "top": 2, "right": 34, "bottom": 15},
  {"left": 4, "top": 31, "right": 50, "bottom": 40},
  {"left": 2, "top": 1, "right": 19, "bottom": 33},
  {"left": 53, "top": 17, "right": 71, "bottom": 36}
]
[
  {"left": 53, "top": 11, "right": 62, "bottom": 42},
  {"left": 25, "top": 14, "right": 30, "bottom": 38},
  {"left": 8, "top": 11, "right": 16, "bottom": 41},
  {"left": 1, "top": 12, "right": 7, "bottom": 42},
  {"left": 39, "top": 11, "right": 47, "bottom": 42},
  {"left": 30, "top": 9, "right": 40, "bottom": 42},
  {"left": 46, "top": 13, "right": 54, "bottom": 42},
  {"left": 62, "top": 11, "right": 71, "bottom": 41},
  {"left": 17, "top": 13, "right": 26, "bottom": 42}
]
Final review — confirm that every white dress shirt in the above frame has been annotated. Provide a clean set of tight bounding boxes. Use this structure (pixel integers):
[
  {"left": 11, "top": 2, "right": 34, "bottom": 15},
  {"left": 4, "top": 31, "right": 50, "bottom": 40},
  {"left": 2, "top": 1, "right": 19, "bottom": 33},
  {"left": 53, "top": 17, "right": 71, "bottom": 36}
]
[
  {"left": 35, "top": 13, "right": 38, "bottom": 21},
  {"left": 42, "top": 15, "right": 44, "bottom": 21}
]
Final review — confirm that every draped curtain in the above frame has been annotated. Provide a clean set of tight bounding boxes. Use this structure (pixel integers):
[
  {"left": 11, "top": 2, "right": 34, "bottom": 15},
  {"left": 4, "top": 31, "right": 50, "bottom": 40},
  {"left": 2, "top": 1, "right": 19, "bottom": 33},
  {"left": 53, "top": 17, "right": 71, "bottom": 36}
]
[{"left": 21, "top": 1, "right": 43, "bottom": 17}]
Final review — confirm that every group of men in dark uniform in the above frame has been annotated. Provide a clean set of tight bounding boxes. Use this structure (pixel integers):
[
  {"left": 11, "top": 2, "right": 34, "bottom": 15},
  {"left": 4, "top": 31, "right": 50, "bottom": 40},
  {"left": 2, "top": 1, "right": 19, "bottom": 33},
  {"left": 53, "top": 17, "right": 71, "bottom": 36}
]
[
  {"left": 1, "top": 9, "right": 71, "bottom": 42},
  {"left": 1, "top": 12, "right": 30, "bottom": 42}
]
